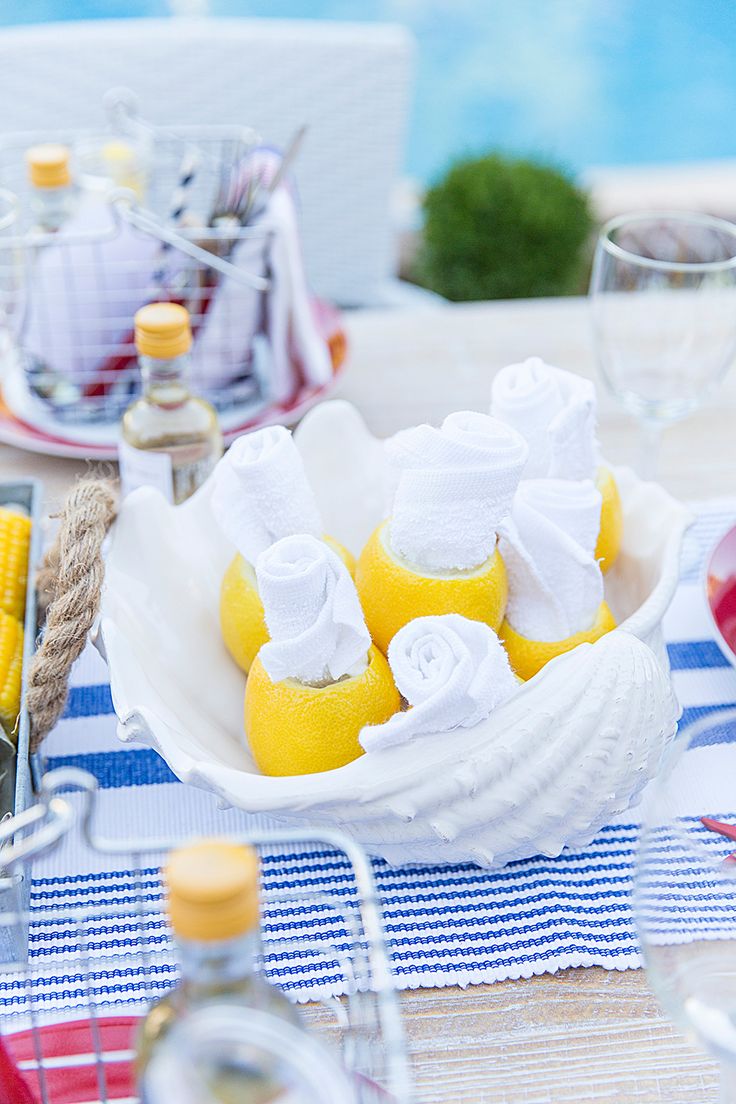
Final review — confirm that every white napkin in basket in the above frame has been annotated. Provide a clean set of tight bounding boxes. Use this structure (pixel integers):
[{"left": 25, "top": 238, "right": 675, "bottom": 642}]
[
  {"left": 194, "top": 149, "right": 332, "bottom": 400},
  {"left": 386, "top": 412, "right": 528, "bottom": 572},
  {"left": 256, "top": 534, "right": 370, "bottom": 685},
  {"left": 499, "top": 478, "right": 603, "bottom": 641},
  {"left": 19, "top": 191, "right": 161, "bottom": 383},
  {"left": 190, "top": 230, "right": 269, "bottom": 392},
  {"left": 360, "top": 614, "right": 518, "bottom": 752},
  {"left": 491, "top": 357, "right": 597, "bottom": 480},
  {"left": 211, "top": 425, "right": 322, "bottom": 563}
]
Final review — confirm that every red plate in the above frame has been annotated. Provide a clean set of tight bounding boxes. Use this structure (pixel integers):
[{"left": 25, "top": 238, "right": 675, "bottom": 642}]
[
  {"left": 0, "top": 300, "right": 346, "bottom": 461},
  {"left": 4, "top": 1013, "right": 395, "bottom": 1103},
  {"left": 5, "top": 1016, "right": 138, "bottom": 1103},
  {"left": 706, "top": 522, "right": 736, "bottom": 667}
]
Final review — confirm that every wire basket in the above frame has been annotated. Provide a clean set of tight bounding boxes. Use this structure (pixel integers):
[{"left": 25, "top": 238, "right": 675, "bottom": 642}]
[
  {"left": 0, "top": 91, "right": 334, "bottom": 439},
  {"left": 0, "top": 768, "right": 412, "bottom": 1104}
]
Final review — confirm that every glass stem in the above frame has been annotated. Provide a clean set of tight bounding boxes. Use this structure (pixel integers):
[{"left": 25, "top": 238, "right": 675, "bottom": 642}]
[{"left": 637, "top": 418, "right": 662, "bottom": 481}]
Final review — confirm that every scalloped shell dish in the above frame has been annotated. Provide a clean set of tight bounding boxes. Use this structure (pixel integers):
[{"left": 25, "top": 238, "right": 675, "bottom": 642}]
[{"left": 98, "top": 400, "right": 692, "bottom": 868}]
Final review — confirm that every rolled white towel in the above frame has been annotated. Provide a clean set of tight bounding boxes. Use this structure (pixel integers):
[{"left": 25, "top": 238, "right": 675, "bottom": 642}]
[
  {"left": 360, "top": 614, "right": 518, "bottom": 752},
  {"left": 257, "top": 534, "right": 370, "bottom": 685},
  {"left": 386, "top": 411, "right": 528, "bottom": 572},
  {"left": 491, "top": 357, "right": 597, "bottom": 481},
  {"left": 194, "top": 149, "right": 332, "bottom": 399},
  {"left": 499, "top": 478, "right": 603, "bottom": 642},
  {"left": 266, "top": 186, "right": 334, "bottom": 390},
  {"left": 211, "top": 425, "right": 322, "bottom": 563}
]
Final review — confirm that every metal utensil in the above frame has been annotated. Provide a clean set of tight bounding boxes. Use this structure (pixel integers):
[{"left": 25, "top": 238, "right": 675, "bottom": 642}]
[{"left": 244, "top": 124, "right": 308, "bottom": 223}]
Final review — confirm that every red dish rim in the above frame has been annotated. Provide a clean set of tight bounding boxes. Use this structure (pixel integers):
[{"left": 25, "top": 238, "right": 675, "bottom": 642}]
[
  {"left": 705, "top": 521, "right": 736, "bottom": 668},
  {"left": 0, "top": 299, "right": 346, "bottom": 461}
]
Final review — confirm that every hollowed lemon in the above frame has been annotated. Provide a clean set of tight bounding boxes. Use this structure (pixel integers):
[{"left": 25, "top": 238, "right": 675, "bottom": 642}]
[
  {"left": 245, "top": 644, "right": 400, "bottom": 776},
  {"left": 595, "top": 467, "right": 622, "bottom": 574},
  {"left": 499, "top": 601, "right": 616, "bottom": 682},
  {"left": 355, "top": 522, "right": 508, "bottom": 656}
]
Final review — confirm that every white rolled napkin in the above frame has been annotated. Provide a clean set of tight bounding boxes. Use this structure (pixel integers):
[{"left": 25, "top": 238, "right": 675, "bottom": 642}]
[
  {"left": 194, "top": 149, "right": 332, "bottom": 399},
  {"left": 491, "top": 357, "right": 597, "bottom": 480},
  {"left": 499, "top": 479, "right": 603, "bottom": 642},
  {"left": 257, "top": 534, "right": 370, "bottom": 685},
  {"left": 386, "top": 411, "right": 528, "bottom": 572},
  {"left": 360, "top": 614, "right": 518, "bottom": 753},
  {"left": 190, "top": 230, "right": 268, "bottom": 392},
  {"left": 19, "top": 191, "right": 162, "bottom": 384},
  {"left": 211, "top": 425, "right": 322, "bottom": 563}
]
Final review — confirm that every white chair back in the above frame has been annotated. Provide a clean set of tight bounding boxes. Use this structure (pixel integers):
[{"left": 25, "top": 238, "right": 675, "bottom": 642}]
[{"left": 0, "top": 17, "right": 414, "bottom": 306}]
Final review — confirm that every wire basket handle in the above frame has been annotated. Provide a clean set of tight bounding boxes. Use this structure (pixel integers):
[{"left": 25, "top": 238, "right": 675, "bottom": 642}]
[
  {"left": 112, "top": 191, "right": 271, "bottom": 292},
  {"left": 26, "top": 479, "right": 118, "bottom": 752}
]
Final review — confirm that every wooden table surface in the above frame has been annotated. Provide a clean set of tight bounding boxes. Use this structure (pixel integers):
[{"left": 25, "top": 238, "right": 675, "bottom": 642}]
[{"left": 2, "top": 295, "right": 732, "bottom": 1103}]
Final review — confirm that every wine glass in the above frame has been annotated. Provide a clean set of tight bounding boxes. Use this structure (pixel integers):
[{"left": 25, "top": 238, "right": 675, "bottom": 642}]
[
  {"left": 589, "top": 212, "right": 736, "bottom": 478},
  {"left": 634, "top": 707, "right": 736, "bottom": 1102}
]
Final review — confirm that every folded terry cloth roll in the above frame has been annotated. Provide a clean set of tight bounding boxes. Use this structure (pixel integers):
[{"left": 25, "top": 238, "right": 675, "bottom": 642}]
[
  {"left": 360, "top": 614, "right": 518, "bottom": 753},
  {"left": 491, "top": 357, "right": 597, "bottom": 481},
  {"left": 212, "top": 425, "right": 322, "bottom": 563},
  {"left": 386, "top": 412, "right": 528, "bottom": 572},
  {"left": 256, "top": 534, "right": 370, "bottom": 685},
  {"left": 499, "top": 478, "right": 603, "bottom": 642}
]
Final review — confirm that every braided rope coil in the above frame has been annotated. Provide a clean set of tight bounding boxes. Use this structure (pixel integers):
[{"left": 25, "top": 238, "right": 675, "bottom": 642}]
[{"left": 26, "top": 479, "right": 118, "bottom": 751}]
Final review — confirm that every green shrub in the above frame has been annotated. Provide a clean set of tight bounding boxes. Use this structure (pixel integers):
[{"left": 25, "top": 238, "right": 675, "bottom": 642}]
[{"left": 414, "top": 153, "right": 594, "bottom": 301}]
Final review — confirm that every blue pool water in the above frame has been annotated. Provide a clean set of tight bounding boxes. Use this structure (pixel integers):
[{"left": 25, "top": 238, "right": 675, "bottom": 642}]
[{"left": 4, "top": 0, "right": 736, "bottom": 183}]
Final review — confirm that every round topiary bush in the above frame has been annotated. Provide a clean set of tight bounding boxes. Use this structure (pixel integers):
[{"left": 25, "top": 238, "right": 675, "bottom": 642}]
[{"left": 415, "top": 154, "right": 594, "bottom": 301}]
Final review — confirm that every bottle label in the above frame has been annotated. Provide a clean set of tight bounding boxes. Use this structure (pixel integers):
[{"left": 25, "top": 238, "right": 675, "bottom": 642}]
[
  {"left": 119, "top": 439, "right": 174, "bottom": 503},
  {"left": 171, "top": 451, "right": 218, "bottom": 503}
]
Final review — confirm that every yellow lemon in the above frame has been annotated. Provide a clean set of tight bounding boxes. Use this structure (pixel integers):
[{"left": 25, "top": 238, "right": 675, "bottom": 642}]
[
  {"left": 245, "top": 644, "right": 400, "bottom": 776},
  {"left": 355, "top": 521, "right": 508, "bottom": 656},
  {"left": 499, "top": 601, "right": 617, "bottom": 682},
  {"left": 595, "top": 466, "right": 623, "bottom": 574},
  {"left": 220, "top": 535, "right": 354, "bottom": 674}
]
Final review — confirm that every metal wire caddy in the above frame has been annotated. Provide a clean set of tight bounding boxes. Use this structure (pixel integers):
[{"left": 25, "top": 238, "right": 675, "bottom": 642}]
[
  {"left": 0, "top": 89, "right": 295, "bottom": 432},
  {"left": 0, "top": 768, "right": 413, "bottom": 1104}
]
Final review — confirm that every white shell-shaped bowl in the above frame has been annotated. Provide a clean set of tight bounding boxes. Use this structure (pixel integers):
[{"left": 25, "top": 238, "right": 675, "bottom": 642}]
[{"left": 98, "top": 401, "right": 692, "bottom": 868}]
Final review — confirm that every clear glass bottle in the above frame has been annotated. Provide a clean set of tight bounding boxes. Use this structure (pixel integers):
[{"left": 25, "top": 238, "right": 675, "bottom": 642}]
[
  {"left": 120, "top": 302, "right": 223, "bottom": 503},
  {"left": 140, "top": 1004, "right": 357, "bottom": 1104},
  {"left": 25, "top": 143, "right": 75, "bottom": 232},
  {"left": 136, "top": 840, "right": 301, "bottom": 1082}
]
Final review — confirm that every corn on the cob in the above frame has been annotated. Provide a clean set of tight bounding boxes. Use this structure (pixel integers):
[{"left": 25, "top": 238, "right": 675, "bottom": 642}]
[
  {"left": 0, "top": 507, "right": 31, "bottom": 622},
  {"left": 0, "top": 610, "right": 23, "bottom": 740}
]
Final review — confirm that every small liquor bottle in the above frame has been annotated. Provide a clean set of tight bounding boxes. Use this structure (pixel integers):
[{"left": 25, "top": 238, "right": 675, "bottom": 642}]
[
  {"left": 119, "top": 303, "right": 223, "bottom": 503},
  {"left": 136, "top": 840, "right": 301, "bottom": 1082},
  {"left": 139, "top": 1003, "right": 357, "bottom": 1104},
  {"left": 25, "top": 143, "right": 75, "bottom": 232}
]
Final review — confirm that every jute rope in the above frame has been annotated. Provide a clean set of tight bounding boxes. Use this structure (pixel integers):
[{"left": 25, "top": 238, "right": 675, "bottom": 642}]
[{"left": 26, "top": 478, "right": 118, "bottom": 751}]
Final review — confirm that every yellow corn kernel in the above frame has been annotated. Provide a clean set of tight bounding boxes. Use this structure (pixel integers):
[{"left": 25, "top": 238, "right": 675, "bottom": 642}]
[
  {"left": 0, "top": 610, "right": 23, "bottom": 740},
  {"left": 0, "top": 507, "right": 31, "bottom": 622}
]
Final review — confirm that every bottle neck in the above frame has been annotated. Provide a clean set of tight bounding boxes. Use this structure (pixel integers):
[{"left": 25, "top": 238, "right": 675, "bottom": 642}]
[
  {"left": 138, "top": 351, "right": 191, "bottom": 407},
  {"left": 177, "top": 927, "right": 260, "bottom": 993},
  {"left": 31, "top": 184, "right": 73, "bottom": 233}
]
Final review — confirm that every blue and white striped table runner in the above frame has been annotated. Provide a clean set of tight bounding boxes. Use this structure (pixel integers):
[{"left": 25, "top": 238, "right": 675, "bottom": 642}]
[{"left": 5, "top": 499, "right": 736, "bottom": 1015}]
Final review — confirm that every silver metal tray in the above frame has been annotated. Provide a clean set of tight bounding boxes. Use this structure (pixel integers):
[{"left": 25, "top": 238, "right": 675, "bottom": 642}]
[
  {"left": 0, "top": 479, "right": 42, "bottom": 962},
  {"left": 0, "top": 478, "right": 42, "bottom": 819}
]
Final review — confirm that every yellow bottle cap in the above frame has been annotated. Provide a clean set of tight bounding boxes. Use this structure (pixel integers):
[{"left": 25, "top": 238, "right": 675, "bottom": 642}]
[
  {"left": 101, "top": 140, "right": 136, "bottom": 167},
  {"left": 26, "top": 143, "right": 71, "bottom": 189},
  {"left": 134, "top": 302, "right": 192, "bottom": 360},
  {"left": 165, "top": 840, "right": 260, "bottom": 942}
]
